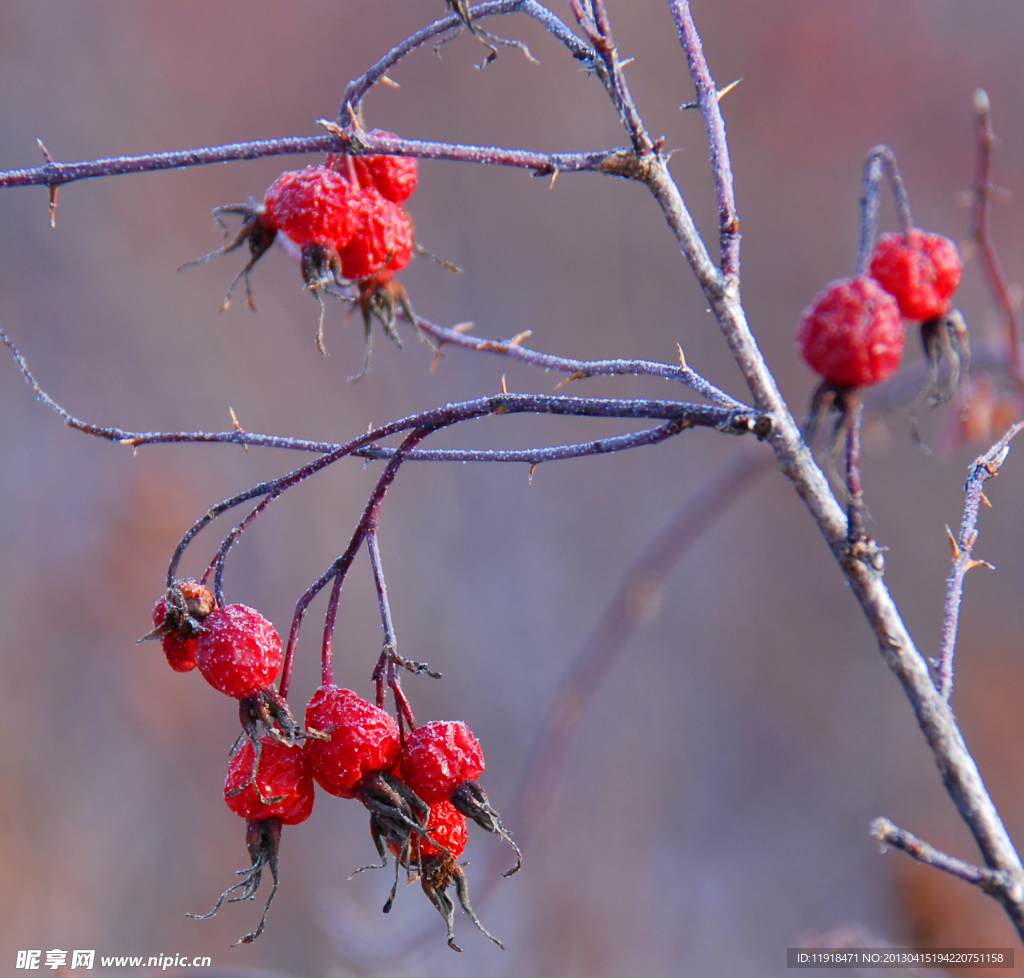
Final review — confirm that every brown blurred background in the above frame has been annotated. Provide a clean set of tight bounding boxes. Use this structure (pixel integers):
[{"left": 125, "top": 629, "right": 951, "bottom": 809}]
[{"left": 2, "top": 1, "right": 1024, "bottom": 975}]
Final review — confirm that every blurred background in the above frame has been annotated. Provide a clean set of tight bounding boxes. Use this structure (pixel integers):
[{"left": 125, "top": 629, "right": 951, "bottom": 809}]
[{"left": 2, "top": 1, "right": 1024, "bottom": 975}]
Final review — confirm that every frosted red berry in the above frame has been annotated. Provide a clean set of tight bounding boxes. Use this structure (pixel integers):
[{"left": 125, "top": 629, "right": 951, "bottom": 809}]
[
  {"left": 389, "top": 798, "right": 468, "bottom": 861},
  {"left": 327, "top": 134, "right": 419, "bottom": 204},
  {"left": 262, "top": 166, "right": 353, "bottom": 250},
  {"left": 194, "top": 604, "right": 283, "bottom": 699},
  {"left": 338, "top": 186, "right": 414, "bottom": 283},
  {"left": 304, "top": 685, "right": 401, "bottom": 798},
  {"left": 225, "top": 737, "right": 315, "bottom": 825},
  {"left": 797, "top": 275, "right": 905, "bottom": 388},
  {"left": 870, "top": 229, "right": 962, "bottom": 321},
  {"left": 400, "top": 720, "right": 484, "bottom": 803},
  {"left": 144, "top": 579, "right": 215, "bottom": 672}
]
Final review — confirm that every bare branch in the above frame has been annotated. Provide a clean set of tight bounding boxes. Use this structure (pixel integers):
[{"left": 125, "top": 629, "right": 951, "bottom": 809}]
[
  {"left": 668, "top": 0, "right": 739, "bottom": 278},
  {"left": 970, "top": 89, "right": 1024, "bottom": 390},
  {"left": 413, "top": 315, "right": 743, "bottom": 407},
  {"left": 938, "top": 419, "right": 1024, "bottom": 699},
  {"left": 871, "top": 817, "right": 1014, "bottom": 895},
  {"left": 339, "top": 1, "right": 593, "bottom": 115}
]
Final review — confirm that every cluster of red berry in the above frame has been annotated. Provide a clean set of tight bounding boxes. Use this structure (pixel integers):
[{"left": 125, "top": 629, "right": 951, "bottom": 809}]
[
  {"left": 190, "top": 131, "right": 425, "bottom": 374},
  {"left": 797, "top": 228, "right": 964, "bottom": 392},
  {"left": 142, "top": 580, "right": 518, "bottom": 951}
]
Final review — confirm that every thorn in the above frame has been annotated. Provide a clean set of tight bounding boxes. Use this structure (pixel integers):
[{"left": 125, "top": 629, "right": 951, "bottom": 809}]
[
  {"left": 452, "top": 322, "right": 475, "bottom": 334},
  {"left": 619, "top": 57, "right": 635, "bottom": 67},
  {"left": 980, "top": 490, "right": 992, "bottom": 508},
  {"left": 346, "top": 103, "right": 364, "bottom": 132},
  {"left": 509, "top": 331, "right": 532, "bottom": 347},
  {"left": 528, "top": 462, "right": 538, "bottom": 485},
  {"left": 37, "top": 138, "right": 55, "bottom": 164},
  {"left": 680, "top": 77, "right": 742, "bottom": 110},
  {"left": 676, "top": 343, "right": 687, "bottom": 369},
  {"left": 230, "top": 406, "right": 249, "bottom": 451},
  {"left": 549, "top": 169, "right": 559, "bottom": 190},
  {"left": 380, "top": 75, "right": 400, "bottom": 89},
  {"left": 554, "top": 368, "right": 586, "bottom": 391},
  {"left": 965, "top": 558, "right": 995, "bottom": 572},
  {"left": 945, "top": 526, "right": 963, "bottom": 560},
  {"left": 429, "top": 350, "right": 444, "bottom": 373},
  {"left": 501, "top": 374, "right": 508, "bottom": 395}
]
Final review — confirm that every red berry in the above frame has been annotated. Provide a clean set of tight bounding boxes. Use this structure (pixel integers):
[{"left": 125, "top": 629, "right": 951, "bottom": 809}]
[
  {"left": 145, "top": 579, "right": 215, "bottom": 672},
  {"left": 225, "top": 737, "right": 315, "bottom": 825},
  {"left": 388, "top": 798, "right": 468, "bottom": 861},
  {"left": 151, "top": 595, "right": 197, "bottom": 672},
  {"left": 194, "top": 605, "right": 283, "bottom": 699},
  {"left": 337, "top": 187, "right": 414, "bottom": 282},
  {"left": 304, "top": 685, "right": 401, "bottom": 798},
  {"left": 797, "top": 276, "right": 905, "bottom": 388},
  {"left": 400, "top": 720, "right": 485, "bottom": 804},
  {"left": 327, "top": 133, "right": 419, "bottom": 204},
  {"left": 262, "top": 166, "right": 353, "bottom": 250},
  {"left": 870, "top": 229, "right": 962, "bottom": 321}
]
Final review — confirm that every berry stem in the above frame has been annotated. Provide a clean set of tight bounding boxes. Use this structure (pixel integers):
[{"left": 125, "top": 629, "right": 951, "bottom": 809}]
[
  {"left": 278, "top": 428, "right": 432, "bottom": 697},
  {"left": 857, "top": 146, "right": 913, "bottom": 276},
  {"left": 366, "top": 530, "right": 398, "bottom": 664}
]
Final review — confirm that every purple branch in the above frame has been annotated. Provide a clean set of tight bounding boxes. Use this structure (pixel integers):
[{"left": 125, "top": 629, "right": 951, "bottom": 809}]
[
  {"left": 414, "top": 316, "right": 742, "bottom": 407},
  {"left": 340, "top": 1, "right": 592, "bottom": 115},
  {"left": 669, "top": 0, "right": 739, "bottom": 279},
  {"left": 938, "top": 419, "right": 1024, "bottom": 700},
  {"left": 871, "top": 817, "right": 1012, "bottom": 894}
]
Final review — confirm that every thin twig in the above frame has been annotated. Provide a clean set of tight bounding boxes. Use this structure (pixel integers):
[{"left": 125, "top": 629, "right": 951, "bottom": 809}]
[
  {"left": 339, "top": 0, "right": 593, "bottom": 115},
  {"left": 413, "top": 315, "right": 743, "bottom": 407},
  {"left": 871, "top": 817, "right": 1013, "bottom": 895},
  {"left": 668, "top": 0, "right": 739, "bottom": 278},
  {"left": 938, "top": 419, "right": 1024, "bottom": 699},
  {"left": 970, "top": 89, "right": 1024, "bottom": 390}
]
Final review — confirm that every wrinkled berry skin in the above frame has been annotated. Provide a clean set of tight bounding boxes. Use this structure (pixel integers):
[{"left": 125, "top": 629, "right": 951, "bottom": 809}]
[
  {"left": 262, "top": 166, "right": 353, "bottom": 249},
  {"left": 326, "top": 134, "right": 419, "bottom": 204},
  {"left": 195, "top": 605, "right": 283, "bottom": 698},
  {"left": 338, "top": 187, "right": 414, "bottom": 282},
  {"left": 797, "top": 276, "right": 905, "bottom": 388},
  {"left": 225, "top": 737, "right": 315, "bottom": 825},
  {"left": 151, "top": 594, "right": 196, "bottom": 672},
  {"left": 389, "top": 798, "right": 468, "bottom": 861},
  {"left": 870, "top": 229, "right": 962, "bottom": 321},
  {"left": 400, "top": 721, "right": 485, "bottom": 804},
  {"left": 304, "top": 686, "right": 401, "bottom": 798}
]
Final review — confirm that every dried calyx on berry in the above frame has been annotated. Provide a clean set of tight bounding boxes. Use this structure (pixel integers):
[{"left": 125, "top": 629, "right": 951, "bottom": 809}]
[
  {"left": 386, "top": 798, "right": 503, "bottom": 953},
  {"left": 138, "top": 579, "right": 216, "bottom": 672},
  {"left": 184, "top": 148, "right": 435, "bottom": 376},
  {"left": 192, "top": 740, "right": 314, "bottom": 944},
  {"left": 189, "top": 817, "right": 285, "bottom": 946},
  {"left": 400, "top": 720, "right": 521, "bottom": 875}
]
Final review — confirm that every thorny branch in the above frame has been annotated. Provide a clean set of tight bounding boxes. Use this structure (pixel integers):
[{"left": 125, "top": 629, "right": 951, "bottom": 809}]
[
  {"left": 663, "top": 0, "right": 1024, "bottom": 939},
  {"left": 937, "top": 419, "right": 1024, "bottom": 699},
  {"left": 5, "top": 0, "right": 1024, "bottom": 951}
]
